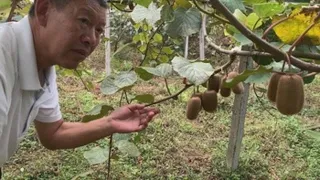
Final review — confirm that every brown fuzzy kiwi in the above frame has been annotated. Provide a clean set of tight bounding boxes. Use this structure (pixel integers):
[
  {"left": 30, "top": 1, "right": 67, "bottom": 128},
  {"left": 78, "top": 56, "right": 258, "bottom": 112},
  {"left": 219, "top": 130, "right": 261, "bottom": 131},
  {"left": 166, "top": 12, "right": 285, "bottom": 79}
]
[
  {"left": 227, "top": 71, "right": 244, "bottom": 94},
  {"left": 276, "top": 74, "right": 304, "bottom": 115},
  {"left": 207, "top": 75, "right": 221, "bottom": 93},
  {"left": 186, "top": 96, "right": 202, "bottom": 120},
  {"left": 202, "top": 90, "right": 218, "bottom": 112},
  {"left": 220, "top": 76, "right": 231, "bottom": 97},
  {"left": 267, "top": 73, "right": 282, "bottom": 102}
]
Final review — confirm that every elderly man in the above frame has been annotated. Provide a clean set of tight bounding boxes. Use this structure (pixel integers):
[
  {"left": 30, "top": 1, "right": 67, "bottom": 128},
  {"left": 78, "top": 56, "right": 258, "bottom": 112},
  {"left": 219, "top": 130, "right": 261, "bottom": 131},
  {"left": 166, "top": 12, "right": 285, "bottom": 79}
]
[{"left": 0, "top": 0, "right": 160, "bottom": 177}]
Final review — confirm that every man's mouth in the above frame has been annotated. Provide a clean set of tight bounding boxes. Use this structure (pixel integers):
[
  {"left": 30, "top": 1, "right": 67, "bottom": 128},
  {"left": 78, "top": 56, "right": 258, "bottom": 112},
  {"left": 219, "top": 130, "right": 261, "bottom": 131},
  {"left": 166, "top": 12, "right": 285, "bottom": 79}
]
[{"left": 72, "top": 49, "right": 89, "bottom": 58}]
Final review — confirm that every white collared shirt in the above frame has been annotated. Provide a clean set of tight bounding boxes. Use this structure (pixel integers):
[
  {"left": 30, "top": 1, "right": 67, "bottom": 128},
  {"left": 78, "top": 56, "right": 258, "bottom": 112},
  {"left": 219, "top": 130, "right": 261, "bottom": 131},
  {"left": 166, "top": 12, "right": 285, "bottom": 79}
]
[{"left": 0, "top": 16, "right": 62, "bottom": 167}]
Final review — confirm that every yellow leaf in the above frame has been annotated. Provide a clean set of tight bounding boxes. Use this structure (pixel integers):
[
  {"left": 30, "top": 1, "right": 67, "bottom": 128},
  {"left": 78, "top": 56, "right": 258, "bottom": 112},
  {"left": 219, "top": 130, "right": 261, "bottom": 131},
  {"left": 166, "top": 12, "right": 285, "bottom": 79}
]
[
  {"left": 272, "top": 8, "right": 320, "bottom": 45},
  {"left": 173, "top": 0, "right": 192, "bottom": 9}
]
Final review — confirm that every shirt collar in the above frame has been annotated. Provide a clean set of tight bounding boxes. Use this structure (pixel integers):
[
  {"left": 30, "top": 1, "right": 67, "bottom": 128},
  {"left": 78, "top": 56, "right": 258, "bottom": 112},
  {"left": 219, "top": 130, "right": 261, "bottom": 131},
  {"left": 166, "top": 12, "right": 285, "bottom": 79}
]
[{"left": 11, "top": 16, "right": 42, "bottom": 91}]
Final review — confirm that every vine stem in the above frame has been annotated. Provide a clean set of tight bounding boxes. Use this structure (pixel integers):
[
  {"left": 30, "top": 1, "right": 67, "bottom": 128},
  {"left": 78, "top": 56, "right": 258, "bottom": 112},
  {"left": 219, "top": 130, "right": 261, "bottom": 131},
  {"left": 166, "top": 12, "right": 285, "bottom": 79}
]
[
  {"left": 192, "top": 0, "right": 230, "bottom": 24},
  {"left": 261, "top": 16, "right": 291, "bottom": 40},
  {"left": 145, "top": 84, "right": 193, "bottom": 107},
  {"left": 74, "top": 69, "right": 90, "bottom": 91},
  {"left": 107, "top": 135, "right": 113, "bottom": 180},
  {"left": 164, "top": 78, "right": 172, "bottom": 96},
  {"left": 124, "top": 90, "right": 130, "bottom": 104}
]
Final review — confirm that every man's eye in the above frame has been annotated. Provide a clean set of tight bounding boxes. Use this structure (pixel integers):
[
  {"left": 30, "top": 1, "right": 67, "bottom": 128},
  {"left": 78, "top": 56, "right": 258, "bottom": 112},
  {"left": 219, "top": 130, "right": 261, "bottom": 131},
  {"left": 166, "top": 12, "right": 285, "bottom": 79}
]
[
  {"left": 96, "top": 28, "right": 104, "bottom": 35},
  {"left": 79, "top": 18, "right": 89, "bottom": 25}
]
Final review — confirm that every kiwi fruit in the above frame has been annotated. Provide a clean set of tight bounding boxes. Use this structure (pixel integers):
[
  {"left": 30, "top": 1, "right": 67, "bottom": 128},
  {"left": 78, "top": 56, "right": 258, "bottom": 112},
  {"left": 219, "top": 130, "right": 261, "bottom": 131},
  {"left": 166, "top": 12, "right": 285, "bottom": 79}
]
[
  {"left": 186, "top": 96, "right": 202, "bottom": 120},
  {"left": 220, "top": 76, "right": 231, "bottom": 97},
  {"left": 201, "top": 90, "right": 218, "bottom": 112},
  {"left": 276, "top": 74, "right": 304, "bottom": 115},
  {"left": 207, "top": 75, "right": 221, "bottom": 93},
  {"left": 267, "top": 73, "right": 282, "bottom": 102},
  {"left": 227, "top": 71, "right": 244, "bottom": 94}
]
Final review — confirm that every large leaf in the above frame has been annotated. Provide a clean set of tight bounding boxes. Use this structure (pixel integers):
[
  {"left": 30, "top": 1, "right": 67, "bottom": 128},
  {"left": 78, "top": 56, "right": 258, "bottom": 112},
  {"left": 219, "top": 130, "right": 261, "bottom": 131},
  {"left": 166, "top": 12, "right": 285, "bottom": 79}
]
[
  {"left": 130, "top": 3, "right": 161, "bottom": 26},
  {"left": 101, "top": 76, "right": 119, "bottom": 95},
  {"left": 161, "top": 4, "right": 174, "bottom": 22},
  {"left": 113, "top": 133, "right": 131, "bottom": 142},
  {"left": 172, "top": 56, "right": 214, "bottom": 85},
  {"left": 165, "top": 7, "right": 201, "bottom": 37},
  {"left": 133, "top": 0, "right": 152, "bottom": 8},
  {"left": 131, "top": 94, "right": 155, "bottom": 103},
  {"left": 82, "top": 104, "right": 114, "bottom": 122},
  {"left": 233, "top": 30, "right": 263, "bottom": 46},
  {"left": 272, "top": 8, "right": 320, "bottom": 45},
  {"left": 140, "top": 63, "right": 173, "bottom": 78},
  {"left": 135, "top": 67, "right": 154, "bottom": 81},
  {"left": 253, "top": 3, "right": 285, "bottom": 18},
  {"left": 220, "top": 0, "right": 246, "bottom": 13},
  {"left": 115, "top": 140, "right": 141, "bottom": 157},
  {"left": 114, "top": 71, "right": 137, "bottom": 89},
  {"left": 83, "top": 147, "right": 109, "bottom": 165},
  {"left": 224, "top": 66, "right": 273, "bottom": 88}
]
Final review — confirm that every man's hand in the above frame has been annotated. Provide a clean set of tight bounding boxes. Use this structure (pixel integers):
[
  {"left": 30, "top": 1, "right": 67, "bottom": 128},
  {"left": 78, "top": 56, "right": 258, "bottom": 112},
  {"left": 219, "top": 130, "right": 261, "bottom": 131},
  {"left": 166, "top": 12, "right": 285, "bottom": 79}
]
[{"left": 107, "top": 104, "right": 160, "bottom": 133}]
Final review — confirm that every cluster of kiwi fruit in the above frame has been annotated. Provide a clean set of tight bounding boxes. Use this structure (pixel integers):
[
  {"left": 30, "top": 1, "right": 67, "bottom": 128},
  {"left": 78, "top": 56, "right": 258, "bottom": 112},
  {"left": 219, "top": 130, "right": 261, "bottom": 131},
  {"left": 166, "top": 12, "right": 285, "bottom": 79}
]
[
  {"left": 186, "top": 71, "right": 245, "bottom": 120},
  {"left": 267, "top": 72, "right": 304, "bottom": 115}
]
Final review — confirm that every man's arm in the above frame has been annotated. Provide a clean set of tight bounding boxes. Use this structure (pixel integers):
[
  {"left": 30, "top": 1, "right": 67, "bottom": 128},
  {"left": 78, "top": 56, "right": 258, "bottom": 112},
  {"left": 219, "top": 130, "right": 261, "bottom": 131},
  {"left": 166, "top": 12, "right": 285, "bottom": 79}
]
[
  {"left": 35, "top": 104, "right": 159, "bottom": 150},
  {"left": 34, "top": 117, "right": 113, "bottom": 150}
]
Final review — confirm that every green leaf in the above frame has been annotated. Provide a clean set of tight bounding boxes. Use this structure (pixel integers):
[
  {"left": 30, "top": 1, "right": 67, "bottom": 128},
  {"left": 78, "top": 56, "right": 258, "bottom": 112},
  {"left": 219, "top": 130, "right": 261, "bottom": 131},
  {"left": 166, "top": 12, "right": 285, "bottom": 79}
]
[
  {"left": 303, "top": 73, "right": 316, "bottom": 84},
  {"left": 83, "top": 147, "right": 109, "bottom": 165},
  {"left": 233, "top": 30, "right": 263, "bottom": 46},
  {"left": 101, "top": 76, "right": 120, "bottom": 95},
  {"left": 82, "top": 104, "right": 114, "bottom": 122},
  {"left": 245, "top": 72, "right": 271, "bottom": 84},
  {"left": 165, "top": 7, "right": 201, "bottom": 38},
  {"left": 233, "top": 9, "right": 247, "bottom": 24},
  {"left": 162, "top": 47, "right": 174, "bottom": 54},
  {"left": 133, "top": 0, "right": 152, "bottom": 8},
  {"left": 172, "top": 56, "right": 214, "bottom": 85},
  {"left": 161, "top": 4, "right": 174, "bottom": 22},
  {"left": 114, "top": 71, "right": 138, "bottom": 89},
  {"left": 141, "top": 63, "right": 173, "bottom": 78},
  {"left": 159, "top": 55, "right": 170, "bottom": 63},
  {"left": 113, "top": 133, "right": 131, "bottom": 142},
  {"left": 253, "top": 3, "right": 285, "bottom": 18},
  {"left": 130, "top": 3, "right": 161, "bottom": 26},
  {"left": 135, "top": 67, "right": 154, "bottom": 81},
  {"left": 220, "top": 0, "right": 246, "bottom": 13},
  {"left": 173, "top": 0, "right": 192, "bottom": 9},
  {"left": 131, "top": 94, "right": 155, "bottom": 103},
  {"left": 246, "top": 13, "right": 262, "bottom": 30},
  {"left": 243, "top": 0, "right": 267, "bottom": 5},
  {"left": 224, "top": 66, "right": 273, "bottom": 88},
  {"left": 252, "top": 56, "right": 274, "bottom": 65},
  {"left": 154, "top": 33, "right": 163, "bottom": 43},
  {"left": 115, "top": 140, "right": 141, "bottom": 157}
]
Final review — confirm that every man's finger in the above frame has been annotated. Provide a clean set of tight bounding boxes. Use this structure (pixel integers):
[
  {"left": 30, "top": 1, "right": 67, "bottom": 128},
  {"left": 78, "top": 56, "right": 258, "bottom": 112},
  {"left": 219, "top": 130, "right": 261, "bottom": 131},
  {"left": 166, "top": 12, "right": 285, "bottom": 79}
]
[{"left": 127, "top": 104, "right": 145, "bottom": 111}]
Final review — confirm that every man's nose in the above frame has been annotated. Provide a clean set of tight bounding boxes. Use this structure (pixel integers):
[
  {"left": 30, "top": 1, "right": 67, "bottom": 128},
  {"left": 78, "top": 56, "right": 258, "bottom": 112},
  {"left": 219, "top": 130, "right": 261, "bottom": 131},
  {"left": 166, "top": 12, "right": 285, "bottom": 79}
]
[{"left": 81, "top": 29, "right": 97, "bottom": 47}]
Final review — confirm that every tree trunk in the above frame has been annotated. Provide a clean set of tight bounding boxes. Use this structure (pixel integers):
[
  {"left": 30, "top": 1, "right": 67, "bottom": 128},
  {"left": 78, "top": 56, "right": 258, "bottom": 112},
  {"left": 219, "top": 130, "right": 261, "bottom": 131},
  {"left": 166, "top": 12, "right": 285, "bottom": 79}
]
[{"left": 226, "top": 45, "right": 253, "bottom": 170}]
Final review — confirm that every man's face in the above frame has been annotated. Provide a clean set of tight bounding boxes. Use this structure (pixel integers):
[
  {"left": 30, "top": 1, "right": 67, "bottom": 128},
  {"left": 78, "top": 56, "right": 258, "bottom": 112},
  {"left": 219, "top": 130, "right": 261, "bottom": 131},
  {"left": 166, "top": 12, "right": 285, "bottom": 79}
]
[{"left": 40, "top": 0, "right": 106, "bottom": 69}]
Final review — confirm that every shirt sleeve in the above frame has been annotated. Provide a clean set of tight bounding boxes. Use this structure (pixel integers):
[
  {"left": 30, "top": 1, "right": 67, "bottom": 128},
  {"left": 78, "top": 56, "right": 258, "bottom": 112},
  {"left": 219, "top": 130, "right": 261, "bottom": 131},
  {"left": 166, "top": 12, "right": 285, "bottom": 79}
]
[
  {"left": 35, "top": 67, "right": 62, "bottom": 123},
  {"left": 0, "top": 46, "right": 13, "bottom": 138}
]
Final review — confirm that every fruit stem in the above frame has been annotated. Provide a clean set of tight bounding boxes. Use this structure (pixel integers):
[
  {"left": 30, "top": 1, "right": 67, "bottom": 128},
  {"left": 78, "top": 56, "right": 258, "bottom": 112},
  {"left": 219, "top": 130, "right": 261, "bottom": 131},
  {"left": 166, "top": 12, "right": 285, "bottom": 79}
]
[{"left": 146, "top": 84, "right": 193, "bottom": 107}]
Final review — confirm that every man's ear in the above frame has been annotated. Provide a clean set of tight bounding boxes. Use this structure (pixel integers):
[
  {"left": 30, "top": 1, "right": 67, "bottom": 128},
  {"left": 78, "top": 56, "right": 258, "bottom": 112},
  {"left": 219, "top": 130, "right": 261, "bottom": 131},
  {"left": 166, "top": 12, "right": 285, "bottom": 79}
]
[{"left": 34, "top": 0, "right": 51, "bottom": 27}]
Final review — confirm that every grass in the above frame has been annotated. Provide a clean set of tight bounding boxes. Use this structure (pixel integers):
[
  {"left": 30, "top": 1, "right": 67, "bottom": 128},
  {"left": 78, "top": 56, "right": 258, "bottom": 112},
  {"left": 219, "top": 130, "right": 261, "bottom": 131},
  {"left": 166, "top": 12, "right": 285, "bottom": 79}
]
[{"left": 3, "top": 52, "right": 320, "bottom": 179}]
